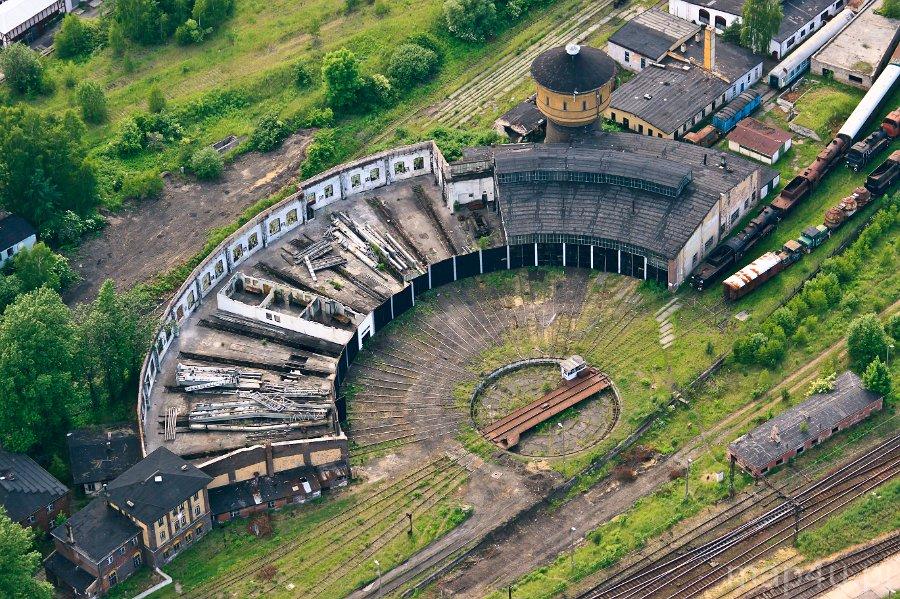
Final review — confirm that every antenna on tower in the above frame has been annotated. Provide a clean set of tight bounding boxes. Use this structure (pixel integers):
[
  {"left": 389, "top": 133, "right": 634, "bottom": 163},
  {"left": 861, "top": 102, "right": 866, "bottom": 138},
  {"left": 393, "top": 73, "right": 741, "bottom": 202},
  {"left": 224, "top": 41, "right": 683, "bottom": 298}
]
[{"left": 566, "top": 43, "right": 581, "bottom": 56}]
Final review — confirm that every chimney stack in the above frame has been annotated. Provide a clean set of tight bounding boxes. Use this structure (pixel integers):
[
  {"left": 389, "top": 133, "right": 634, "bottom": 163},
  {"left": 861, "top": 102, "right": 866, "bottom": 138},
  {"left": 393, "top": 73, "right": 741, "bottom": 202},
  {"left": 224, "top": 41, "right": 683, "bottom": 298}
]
[
  {"left": 265, "top": 442, "right": 275, "bottom": 478},
  {"left": 704, "top": 25, "right": 716, "bottom": 73},
  {"left": 65, "top": 522, "right": 75, "bottom": 544}
]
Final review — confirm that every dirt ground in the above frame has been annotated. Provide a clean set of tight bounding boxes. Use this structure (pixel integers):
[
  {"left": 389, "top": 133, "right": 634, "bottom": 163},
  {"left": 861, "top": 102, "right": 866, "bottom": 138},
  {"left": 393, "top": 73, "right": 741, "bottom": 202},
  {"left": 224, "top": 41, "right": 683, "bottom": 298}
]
[{"left": 64, "top": 132, "right": 312, "bottom": 305}]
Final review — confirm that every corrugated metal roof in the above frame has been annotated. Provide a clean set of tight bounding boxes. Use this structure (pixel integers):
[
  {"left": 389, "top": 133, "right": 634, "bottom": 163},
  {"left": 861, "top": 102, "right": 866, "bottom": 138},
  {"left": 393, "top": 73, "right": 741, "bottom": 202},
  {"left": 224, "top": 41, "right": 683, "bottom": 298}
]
[
  {"left": 0, "top": 0, "right": 61, "bottom": 36},
  {"left": 723, "top": 251, "right": 781, "bottom": 290}
]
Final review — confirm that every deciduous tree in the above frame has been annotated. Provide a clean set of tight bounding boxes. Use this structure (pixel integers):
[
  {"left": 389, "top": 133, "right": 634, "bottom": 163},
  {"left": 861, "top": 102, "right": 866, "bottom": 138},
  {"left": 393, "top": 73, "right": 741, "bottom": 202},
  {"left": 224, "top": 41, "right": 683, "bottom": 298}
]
[
  {"left": 0, "top": 508, "right": 52, "bottom": 599},
  {"left": 443, "top": 0, "right": 498, "bottom": 42},
  {"left": 322, "top": 48, "right": 364, "bottom": 112},
  {"left": 0, "top": 44, "right": 45, "bottom": 95},
  {"left": 9, "top": 243, "right": 77, "bottom": 293},
  {"left": 862, "top": 357, "right": 892, "bottom": 399},
  {"left": 847, "top": 314, "right": 889, "bottom": 371},
  {"left": 740, "top": 0, "right": 782, "bottom": 55}
]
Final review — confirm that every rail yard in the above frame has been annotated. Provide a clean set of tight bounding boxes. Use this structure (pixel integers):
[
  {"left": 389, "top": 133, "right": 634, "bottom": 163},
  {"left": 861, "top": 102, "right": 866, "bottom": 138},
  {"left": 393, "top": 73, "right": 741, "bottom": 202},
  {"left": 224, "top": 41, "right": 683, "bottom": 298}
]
[{"left": 3, "top": 0, "right": 899, "bottom": 597}]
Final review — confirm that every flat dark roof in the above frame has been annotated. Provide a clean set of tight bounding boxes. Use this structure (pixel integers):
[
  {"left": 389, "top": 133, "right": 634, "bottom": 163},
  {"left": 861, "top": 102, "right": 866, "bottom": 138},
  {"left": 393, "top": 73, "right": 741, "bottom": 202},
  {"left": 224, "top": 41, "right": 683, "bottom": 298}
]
[
  {"left": 609, "top": 62, "right": 728, "bottom": 135},
  {"left": 609, "top": 21, "right": 678, "bottom": 61},
  {"left": 492, "top": 135, "right": 777, "bottom": 259},
  {"left": 679, "top": 37, "right": 762, "bottom": 82},
  {"left": 729, "top": 371, "right": 881, "bottom": 471},
  {"left": 208, "top": 466, "right": 322, "bottom": 515},
  {"left": 0, "top": 212, "right": 34, "bottom": 250},
  {"left": 44, "top": 551, "right": 96, "bottom": 594}
]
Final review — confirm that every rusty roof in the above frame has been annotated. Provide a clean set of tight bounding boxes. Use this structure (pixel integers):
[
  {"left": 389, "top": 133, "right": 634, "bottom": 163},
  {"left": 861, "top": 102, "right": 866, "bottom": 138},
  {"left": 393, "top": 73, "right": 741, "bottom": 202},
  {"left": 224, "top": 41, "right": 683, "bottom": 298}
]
[{"left": 726, "top": 118, "right": 792, "bottom": 157}]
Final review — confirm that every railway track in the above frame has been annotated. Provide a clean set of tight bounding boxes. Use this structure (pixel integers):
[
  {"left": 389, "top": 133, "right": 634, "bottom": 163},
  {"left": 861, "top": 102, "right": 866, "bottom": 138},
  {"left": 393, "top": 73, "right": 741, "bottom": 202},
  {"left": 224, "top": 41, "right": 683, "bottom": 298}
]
[
  {"left": 182, "top": 456, "right": 461, "bottom": 598},
  {"left": 740, "top": 531, "right": 900, "bottom": 599},
  {"left": 576, "top": 432, "right": 900, "bottom": 599}
]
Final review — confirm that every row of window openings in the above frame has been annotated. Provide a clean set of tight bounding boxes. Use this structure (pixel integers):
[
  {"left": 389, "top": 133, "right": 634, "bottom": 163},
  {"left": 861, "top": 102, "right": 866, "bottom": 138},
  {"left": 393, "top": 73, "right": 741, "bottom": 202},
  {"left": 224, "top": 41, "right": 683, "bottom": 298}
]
[
  {"left": 762, "top": 426, "right": 841, "bottom": 472},
  {"left": 622, "top": 51, "right": 646, "bottom": 69},
  {"left": 105, "top": 537, "right": 141, "bottom": 566},
  {"left": 25, "top": 499, "right": 58, "bottom": 523},
  {"left": 544, "top": 96, "right": 603, "bottom": 112},
  {"left": 306, "top": 157, "right": 428, "bottom": 203},
  {"left": 160, "top": 525, "right": 204, "bottom": 563}
]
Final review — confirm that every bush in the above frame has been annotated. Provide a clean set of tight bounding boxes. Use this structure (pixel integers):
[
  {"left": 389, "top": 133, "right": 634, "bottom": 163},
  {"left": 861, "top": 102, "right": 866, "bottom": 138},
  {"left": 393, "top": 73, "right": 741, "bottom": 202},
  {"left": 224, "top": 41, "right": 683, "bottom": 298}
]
[
  {"left": 249, "top": 112, "right": 291, "bottom": 152},
  {"left": 886, "top": 314, "right": 900, "bottom": 343},
  {"left": 878, "top": 0, "right": 900, "bottom": 18},
  {"left": 1, "top": 43, "right": 45, "bottom": 95},
  {"left": 322, "top": 47, "right": 364, "bottom": 112},
  {"left": 301, "top": 129, "right": 339, "bottom": 177},
  {"left": 193, "top": 0, "right": 236, "bottom": 29},
  {"left": 115, "top": 119, "right": 144, "bottom": 156},
  {"left": 75, "top": 81, "right": 108, "bottom": 124},
  {"left": 175, "top": 19, "right": 208, "bottom": 45},
  {"left": 293, "top": 59, "right": 316, "bottom": 88},
  {"left": 847, "top": 314, "right": 889, "bottom": 371},
  {"left": 120, "top": 171, "right": 164, "bottom": 201},
  {"left": 862, "top": 357, "right": 892, "bottom": 398},
  {"left": 55, "top": 14, "right": 99, "bottom": 59},
  {"left": 806, "top": 372, "right": 836, "bottom": 397},
  {"left": 190, "top": 147, "right": 225, "bottom": 180},
  {"left": 147, "top": 86, "right": 167, "bottom": 113},
  {"left": 374, "top": 0, "right": 391, "bottom": 15},
  {"left": 387, "top": 43, "right": 440, "bottom": 88},
  {"left": 443, "top": 0, "right": 498, "bottom": 42}
]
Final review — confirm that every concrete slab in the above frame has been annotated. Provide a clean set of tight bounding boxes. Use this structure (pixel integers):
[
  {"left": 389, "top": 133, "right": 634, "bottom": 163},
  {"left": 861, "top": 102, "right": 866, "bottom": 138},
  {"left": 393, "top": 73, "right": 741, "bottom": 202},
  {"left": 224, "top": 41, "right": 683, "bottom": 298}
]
[{"left": 818, "top": 552, "right": 900, "bottom": 599}]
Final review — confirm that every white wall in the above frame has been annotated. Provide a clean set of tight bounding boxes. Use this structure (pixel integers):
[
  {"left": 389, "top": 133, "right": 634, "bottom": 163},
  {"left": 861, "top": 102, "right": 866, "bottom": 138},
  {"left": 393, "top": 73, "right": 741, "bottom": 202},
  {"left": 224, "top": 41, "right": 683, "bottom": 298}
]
[
  {"left": 263, "top": 200, "right": 303, "bottom": 245},
  {"left": 0, "top": 232, "right": 35, "bottom": 267},
  {"left": 446, "top": 176, "right": 495, "bottom": 208},
  {"left": 226, "top": 223, "right": 265, "bottom": 270},
  {"left": 606, "top": 43, "right": 650, "bottom": 73}
]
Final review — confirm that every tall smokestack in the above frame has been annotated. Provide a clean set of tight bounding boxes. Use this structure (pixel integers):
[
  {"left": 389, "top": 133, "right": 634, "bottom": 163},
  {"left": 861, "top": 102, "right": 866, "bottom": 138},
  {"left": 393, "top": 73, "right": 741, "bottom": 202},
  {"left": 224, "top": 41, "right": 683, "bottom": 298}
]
[{"left": 704, "top": 25, "right": 716, "bottom": 73}]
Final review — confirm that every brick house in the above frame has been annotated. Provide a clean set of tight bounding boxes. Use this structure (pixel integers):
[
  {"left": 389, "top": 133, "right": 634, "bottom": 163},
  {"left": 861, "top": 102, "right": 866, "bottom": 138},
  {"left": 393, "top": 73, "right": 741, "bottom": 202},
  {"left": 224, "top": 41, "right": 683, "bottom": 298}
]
[
  {"left": 67, "top": 425, "right": 142, "bottom": 496},
  {"left": 728, "top": 371, "right": 883, "bottom": 477},
  {"left": 0, "top": 449, "right": 70, "bottom": 535},
  {"left": 45, "top": 447, "right": 213, "bottom": 597}
]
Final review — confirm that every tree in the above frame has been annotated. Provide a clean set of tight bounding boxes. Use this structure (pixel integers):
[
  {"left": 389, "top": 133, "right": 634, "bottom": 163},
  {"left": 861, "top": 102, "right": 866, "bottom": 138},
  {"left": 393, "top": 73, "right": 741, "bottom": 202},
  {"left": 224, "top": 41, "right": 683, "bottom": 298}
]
[
  {"left": 387, "top": 43, "right": 440, "bottom": 88},
  {"left": 114, "top": 0, "right": 165, "bottom": 44},
  {"left": 721, "top": 21, "right": 742, "bottom": 44},
  {"left": 301, "top": 129, "right": 338, "bottom": 177},
  {"left": 55, "top": 14, "right": 97, "bottom": 59},
  {"left": 443, "top": 0, "right": 498, "bottom": 42},
  {"left": 739, "top": 0, "right": 782, "bottom": 55},
  {"left": 879, "top": 0, "right": 900, "bottom": 18},
  {"left": 190, "top": 147, "right": 225, "bottom": 180},
  {"left": 249, "top": 112, "right": 291, "bottom": 152},
  {"left": 0, "top": 508, "right": 52, "bottom": 599},
  {"left": 0, "top": 107, "right": 98, "bottom": 230},
  {"left": 75, "top": 81, "right": 109, "bottom": 124},
  {"left": 847, "top": 314, "right": 889, "bottom": 371},
  {"left": 321, "top": 48, "right": 364, "bottom": 112},
  {"left": 75, "top": 281, "right": 149, "bottom": 415},
  {"left": 0, "top": 44, "right": 45, "bottom": 95},
  {"left": 192, "top": 0, "right": 235, "bottom": 29},
  {"left": 0, "top": 288, "right": 86, "bottom": 453},
  {"left": 886, "top": 313, "right": 900, "bottom": 343},
  {"left": 108, "top": 21, "right": 127, "bottom": 56},
  {"left": 9, "top": 243, "right": 76, "bottom": 293},
  {"left": 862, "top": 357, "right": 892, "bottom": 398},
  {"left": 147, "top": 86, "right": 167, "bottom": 113}
]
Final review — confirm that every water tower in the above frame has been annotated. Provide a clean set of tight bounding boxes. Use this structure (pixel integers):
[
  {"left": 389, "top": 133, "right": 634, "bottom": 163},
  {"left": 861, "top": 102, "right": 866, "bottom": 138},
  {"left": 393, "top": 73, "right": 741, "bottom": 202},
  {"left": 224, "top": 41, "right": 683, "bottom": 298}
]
[{"left": 530, "top": 43, "right": 617, "bottom": 142}]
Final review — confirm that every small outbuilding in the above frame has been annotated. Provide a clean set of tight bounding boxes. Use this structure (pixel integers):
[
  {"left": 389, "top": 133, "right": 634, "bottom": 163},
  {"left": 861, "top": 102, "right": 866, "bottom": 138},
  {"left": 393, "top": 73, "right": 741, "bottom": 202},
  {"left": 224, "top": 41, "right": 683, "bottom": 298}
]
[
  {"left": 0, "top": 211, "right": 36, "bottom": 267},
  {"left": 494, "top": 97, "right": 546, "bottom": 143},
  {"left": 606, "top": 8, "right": 700, "bottom": 72},
  {"left": 209, "top": 465, "right": 322, "bottom": 522},
  {"left": 67, "top": 425, "right": 142, "bottom": 496},
  {"left": 726, "top": 118, "right": 793, "bottom": 164},
  {"left": 728, "top": 371, "right": 883, "bottom": 477}
]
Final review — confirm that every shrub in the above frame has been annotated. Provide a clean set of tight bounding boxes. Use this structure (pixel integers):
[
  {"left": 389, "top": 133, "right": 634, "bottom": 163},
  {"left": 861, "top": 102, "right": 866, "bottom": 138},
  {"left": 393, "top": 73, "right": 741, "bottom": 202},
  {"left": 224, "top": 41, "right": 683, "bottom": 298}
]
[
  {"left": 361, "top": 73, "right": 394, "bottom": 107},
  {"left": 249, "top": 112, "right": 291, "bottom": 152},
  {"left": 862, "top": 357, "right": 892, "bottom": 398},
  {"left": 120, "top": 171, "right": 164, "bottom": 201},
  {"left": 847, "top": 314, "right": 889, "bottom": 371},
  {"left": 387, "top": 43, "right": 440, "bottom": 88},
  {"left": 190, "top": 147, "right": 225, "bottom": 180},
  {"left": 374, "top": 0, "right": 391, "bottom": 15},
  {"left": 443, "top": 0, "right": 498, "bottom": 42},
  {"left": 806, "top": 373, "right": 836, "bottom": 397},
  {"left": 193, "top": 0, "right": 236, "bottom": 29},
  {"left": 55, "top": 14, "right": 99, "bottom": 59},
  {"left": 886, "top": 314, "right": 900, "bottom": 343},
  {"left": 75, "top": 81, "right": 108, "bottom": 124},
  {"left": 115, "top": 119, "right": 144, "bottom": 156},
  {"left": 147, "top": 86, "right": 167, "bottom": 113},
  {"left": 878, "top": 0, "right": 900, "bottom": 18},
  {"left": 301, "top": 129, "right": 339, "bottom": 177},
  {"left": 1, "top": 43, "right": 45, "bottom": 95},
  {"left": 175, "top": 19, "right": 208, "bottom": 45},
  {"left": 293, "top": 59, "right": 316, "bottom": 88}
]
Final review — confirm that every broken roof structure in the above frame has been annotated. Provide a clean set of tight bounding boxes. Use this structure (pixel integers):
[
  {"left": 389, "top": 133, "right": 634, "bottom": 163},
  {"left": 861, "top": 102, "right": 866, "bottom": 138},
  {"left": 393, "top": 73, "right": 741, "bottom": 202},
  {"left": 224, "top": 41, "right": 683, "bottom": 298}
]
[
  {"left": 728, "top": 371, "right": 883, "bottom": 474},
  {"left": 66, "top": 425, "right": 142, "bottom": 489}
]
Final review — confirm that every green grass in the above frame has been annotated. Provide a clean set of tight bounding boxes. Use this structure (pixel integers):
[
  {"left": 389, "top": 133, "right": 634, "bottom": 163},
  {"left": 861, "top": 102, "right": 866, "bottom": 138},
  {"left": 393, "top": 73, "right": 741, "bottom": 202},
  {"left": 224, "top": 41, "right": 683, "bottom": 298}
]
[{"left": 796, "top": 477, "right": 900, "bottom": 560}]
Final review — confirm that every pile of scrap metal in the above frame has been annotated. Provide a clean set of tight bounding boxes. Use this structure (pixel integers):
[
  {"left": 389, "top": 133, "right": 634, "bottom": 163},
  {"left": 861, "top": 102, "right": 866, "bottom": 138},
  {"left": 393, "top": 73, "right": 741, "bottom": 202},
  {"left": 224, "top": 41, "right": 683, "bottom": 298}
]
[
  {"left": 330, "top": 211, "right": 425, "bottom": 280},
  {"left": 175, "top": 363, "right": 334, "bottom": 432},
  {"left": 282, "top": 233, "right": 347, "bottom": 282}
]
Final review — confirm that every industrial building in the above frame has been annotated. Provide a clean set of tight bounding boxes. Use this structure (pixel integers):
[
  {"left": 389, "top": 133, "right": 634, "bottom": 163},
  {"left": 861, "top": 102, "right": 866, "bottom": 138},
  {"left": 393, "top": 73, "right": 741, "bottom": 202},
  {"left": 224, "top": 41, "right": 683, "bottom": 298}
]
[
  {"left": 0, "top": 0, "right": 76, "bottom": 47},
  {"left": 606, "top": 26, "right": 763, "bottom": 139},
  {"left": 606, "top": 8, "right": 701, "bottom": 72},
  {"left": 810, "top": 0, "right": 900, "bottom": 89},
  {"left": 726, "top": 118, "right": 793, "bottom": 164},
  {"left": 728, "top": 371, "right": 883, "bottom": 477},
  {"left": 667, "top": 0, "right": 846, "bottom": 59},
  {"left": 448, "top": 134, "right": 778, "bottom": 287}
]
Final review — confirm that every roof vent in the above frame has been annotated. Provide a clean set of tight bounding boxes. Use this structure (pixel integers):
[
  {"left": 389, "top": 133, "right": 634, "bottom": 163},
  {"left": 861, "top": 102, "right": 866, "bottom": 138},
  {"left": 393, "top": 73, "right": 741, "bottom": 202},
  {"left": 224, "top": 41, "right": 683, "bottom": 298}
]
[
  {"left": 682, "top": 65, "right": 690, "bottom": 71},
  {"left": 680, "top": 43, "right": 686, "bottom": 53},
  {"left": 126, "top": 500, "right": 135, "bottom": 507},
  {"left": 154, "top": 475, "right": 163, "bottom": 483},
  {"left": 180, "top": 464, "right": 188, "bottom": 471},
  {"left": 643, "top": 93, "right": 652, "bottom": 100},
  {"left": 565, "top": 43, "right": 581, "bottom": 56}
]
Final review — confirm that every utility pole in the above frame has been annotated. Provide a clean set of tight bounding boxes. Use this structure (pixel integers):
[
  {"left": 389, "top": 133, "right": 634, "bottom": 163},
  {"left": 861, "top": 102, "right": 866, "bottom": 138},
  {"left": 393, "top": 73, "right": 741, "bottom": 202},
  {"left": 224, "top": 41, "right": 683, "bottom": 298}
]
[
  {"left": 508, "top": 585, "right": 513, "bottom": 599},
  {"left": 685, "top": 458, "right": 693, "bottom": 500},
  {"left": 570, "top": 526, "right": 577, "bottom": 575},
  {"left": 406, "top": 512, "right": 413, "bottom": 536},
  {"left": 374, "top": 559, "right": 382, "bottom": 599}
]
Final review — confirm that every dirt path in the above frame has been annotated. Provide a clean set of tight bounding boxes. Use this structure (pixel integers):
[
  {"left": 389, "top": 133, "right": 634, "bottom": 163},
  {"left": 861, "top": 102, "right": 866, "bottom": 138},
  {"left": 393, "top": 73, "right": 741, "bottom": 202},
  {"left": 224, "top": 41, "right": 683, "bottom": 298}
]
[{"left": 63, "top": 132, "right": 312, "bottom": 305}]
